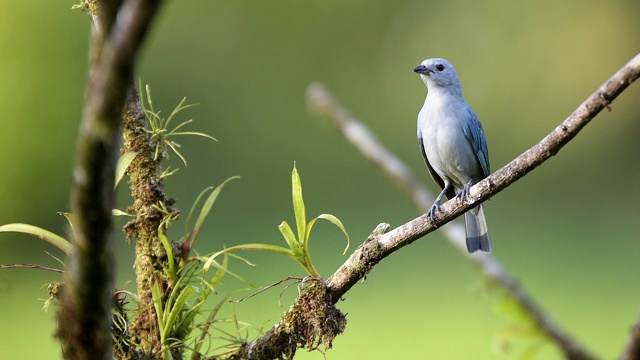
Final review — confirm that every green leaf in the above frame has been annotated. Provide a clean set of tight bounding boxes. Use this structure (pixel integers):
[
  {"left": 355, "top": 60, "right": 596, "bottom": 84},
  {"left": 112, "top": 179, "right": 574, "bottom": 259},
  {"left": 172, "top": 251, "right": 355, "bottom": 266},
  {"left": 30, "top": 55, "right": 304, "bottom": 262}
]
[
  {"left": 160, "top": 166, "right": 179, "bottom": 180},
  {"left": 184, "top": 186, "right": 213, "bottom": 236},
  {"left": 193, "top": 254, "right": 228, "bottom": 303},
  {"left": 0, "top": 223, "right": 73, "bottom": 255},
  {"left": 304, "top": 218, "right": 317, "bottom": 255},
  {"left": 291, "top": 164, "right": 307, "bottom": 246},
  {"left": 207, "top": 254, "right": 228, "bottom": 290},
  {"left": 224, "top": 252, "right": 257, "bottom": 267},
  {"left": 277, "top": 221, "right": 302, "bottom": 256},
  {"left": 316, "top": 213, "right": 351, "bottom": 255},
  {"left": 114, "top": 151, "right": 138, "bottom": 189},
  {"left": 165, "top": 97, "right": 197, "bottom": 128},
  {"left": 204, "top": 243, "right": 295, "bottom": 272},
  {"left": 166, "top": 118, "right": 193, "bottom": 135},
  {"left": 58, "top": 212, "right": 78, "bottom": 244},
  {"left": 112, "top": 209, "right": 135, "bottom": 217},
  {"left": 144, "top": 83, "right": 156, "bottom": 115},
  {"left": 170, "top": 131, "right": 218, "bottom": 141},
  {"left": 202, "top": 256, "right": 257, "bottom": 288},
  {"left": 151, "top": 282, "right": 165, "bottom": 333},
  {"left": 188, "top": 176, "right": 239, "bottom": 246},
  {"left": 162, "top": 285, "right": 195, "bottom": 344},
  {"left": 164, "top": 273, "right": 190, "bottom": 323},
  {"left": 166, "top": 140, "right": 188, "bottom": 166},
  {"left": 174, "top": 300, "right": 200, "bottom": 341},
  {"left": 158, "top": 230, "right": 177, "bottom": 284}
]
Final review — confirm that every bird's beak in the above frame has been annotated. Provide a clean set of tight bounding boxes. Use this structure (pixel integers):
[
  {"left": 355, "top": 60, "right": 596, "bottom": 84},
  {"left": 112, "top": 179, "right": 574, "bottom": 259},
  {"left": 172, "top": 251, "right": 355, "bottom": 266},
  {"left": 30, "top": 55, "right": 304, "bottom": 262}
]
[{"left": 413, "top": 64, "right": 431, "bottom": 75}]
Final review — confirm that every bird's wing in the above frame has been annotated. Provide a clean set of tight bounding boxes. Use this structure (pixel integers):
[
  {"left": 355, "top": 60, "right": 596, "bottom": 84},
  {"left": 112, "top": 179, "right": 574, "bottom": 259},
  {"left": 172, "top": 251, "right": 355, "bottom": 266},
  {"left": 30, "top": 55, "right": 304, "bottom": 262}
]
[
  {"left": 418, "top": 135, "right": 455, "bottom": 199},
  {"left": 463, "top": 108, "right": 490, "bottom": 178}
]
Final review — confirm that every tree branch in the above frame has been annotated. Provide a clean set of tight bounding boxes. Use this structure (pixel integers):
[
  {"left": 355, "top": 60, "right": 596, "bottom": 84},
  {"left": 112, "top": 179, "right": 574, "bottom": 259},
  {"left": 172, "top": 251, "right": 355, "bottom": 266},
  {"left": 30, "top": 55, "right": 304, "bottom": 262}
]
[
  {"left": 121, "top": 64, "right": 178, "bottom": 358},
  {"left": 320, "top": 52, "right": 640, "bottom": 291},
  {"left": 58, "top": 1, "right": 162, "bottom": 359},
  {"left": 227, "top": 53, "right": 640, "bottom": 359},
  {"left": 306, "top": 84, "right": 596, "bottom": 356},
  {"left": 317, "top": 53, "right": 640, "bottom": 358}
]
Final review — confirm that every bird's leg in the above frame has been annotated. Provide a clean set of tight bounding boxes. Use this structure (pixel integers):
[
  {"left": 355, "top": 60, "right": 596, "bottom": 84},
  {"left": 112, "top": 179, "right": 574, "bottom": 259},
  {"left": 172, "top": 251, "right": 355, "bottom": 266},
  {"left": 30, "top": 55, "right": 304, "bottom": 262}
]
[
  {"left": 456, "top": 179, "right": 474, "bottom": 204},
  {"left": 428, "top": 184, "right": 450, "bottom": 222}
]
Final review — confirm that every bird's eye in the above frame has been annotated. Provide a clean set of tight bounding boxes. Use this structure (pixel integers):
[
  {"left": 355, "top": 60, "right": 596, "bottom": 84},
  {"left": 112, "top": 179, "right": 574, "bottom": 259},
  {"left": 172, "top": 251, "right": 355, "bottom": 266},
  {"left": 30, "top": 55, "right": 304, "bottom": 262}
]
[{"left": 436, "top": 64, "right": 445, "bottom": 71}]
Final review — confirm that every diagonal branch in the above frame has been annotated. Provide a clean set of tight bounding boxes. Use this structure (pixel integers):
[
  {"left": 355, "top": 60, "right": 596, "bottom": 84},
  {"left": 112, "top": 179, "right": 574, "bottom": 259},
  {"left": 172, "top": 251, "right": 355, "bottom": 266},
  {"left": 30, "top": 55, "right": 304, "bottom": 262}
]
[
  {"left": 321, "top": 52, "right": 640, "bottom": 297},
  {"left": 306, "top": 83, "right": 598, "bottom": 358},
  {"left": 316, "top": 53, "right": 640, "bottom": 359},
  {"left": 227, "top": 54, "right": 640, "bottom": 360}
]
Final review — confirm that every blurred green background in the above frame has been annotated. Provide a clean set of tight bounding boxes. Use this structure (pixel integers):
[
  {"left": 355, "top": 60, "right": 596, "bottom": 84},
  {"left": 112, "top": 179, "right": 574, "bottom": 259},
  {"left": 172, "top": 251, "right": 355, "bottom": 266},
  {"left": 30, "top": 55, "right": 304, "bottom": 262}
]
[{"left": 1, "top": 0, "right": 639, "bottom": 358}]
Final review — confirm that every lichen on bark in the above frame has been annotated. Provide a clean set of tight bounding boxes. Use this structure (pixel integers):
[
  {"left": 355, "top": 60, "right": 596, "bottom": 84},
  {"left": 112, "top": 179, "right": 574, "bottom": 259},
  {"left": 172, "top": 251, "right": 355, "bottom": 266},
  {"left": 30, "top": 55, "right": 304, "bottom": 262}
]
[
  {"left": 227, "top": 281, "right": 346, "bottom": 360},
  {"left": 121, "top": 85, "right": 178, "bottom": 357}
]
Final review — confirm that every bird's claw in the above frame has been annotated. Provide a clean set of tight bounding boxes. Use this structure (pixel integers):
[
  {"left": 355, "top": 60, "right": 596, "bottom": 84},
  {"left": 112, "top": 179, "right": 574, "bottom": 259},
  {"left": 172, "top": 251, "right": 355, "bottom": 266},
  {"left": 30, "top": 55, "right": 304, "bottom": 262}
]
[
  {"left": 427, "top": 201, "right": 442, "bottom": 222},
  {"left": 456, "top": 182, "right": 472, "bottom": 204}
]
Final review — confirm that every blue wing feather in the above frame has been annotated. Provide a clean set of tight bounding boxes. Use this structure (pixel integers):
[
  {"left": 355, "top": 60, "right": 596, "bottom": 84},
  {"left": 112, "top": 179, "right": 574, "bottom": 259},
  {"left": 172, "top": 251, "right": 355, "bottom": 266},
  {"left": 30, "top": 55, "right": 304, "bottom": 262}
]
[{"left": 463, "top": 107, "right": 490, "bottom": 178}]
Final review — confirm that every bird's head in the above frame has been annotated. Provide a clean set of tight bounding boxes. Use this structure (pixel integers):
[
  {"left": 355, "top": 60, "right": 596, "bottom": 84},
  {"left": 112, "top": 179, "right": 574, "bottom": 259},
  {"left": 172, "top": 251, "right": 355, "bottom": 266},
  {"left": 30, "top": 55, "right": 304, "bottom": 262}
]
[{"left": 413, "top": 58, "right": 462, "bottom": 92}]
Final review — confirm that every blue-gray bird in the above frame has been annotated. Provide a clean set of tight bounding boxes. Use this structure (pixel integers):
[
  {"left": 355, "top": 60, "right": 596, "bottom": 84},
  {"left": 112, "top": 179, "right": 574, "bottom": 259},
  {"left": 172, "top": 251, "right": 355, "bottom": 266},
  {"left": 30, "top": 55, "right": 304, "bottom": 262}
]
[{"left": 414, "top": 58, "right": 492, "bottom": 253}]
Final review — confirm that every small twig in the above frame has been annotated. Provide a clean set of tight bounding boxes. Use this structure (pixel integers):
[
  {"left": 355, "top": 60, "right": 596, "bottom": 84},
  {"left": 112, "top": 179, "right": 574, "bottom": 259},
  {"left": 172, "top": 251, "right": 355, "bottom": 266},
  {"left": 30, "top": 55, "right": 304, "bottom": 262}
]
[
  {"left": 45, "top": 250, "right": 66, "bottom": 268},
  {"left": 231, "top": 276, "right": 304, "bottom": 303},
  {"left": 1, "top": 263, "right": 65, "bottom": 273}
]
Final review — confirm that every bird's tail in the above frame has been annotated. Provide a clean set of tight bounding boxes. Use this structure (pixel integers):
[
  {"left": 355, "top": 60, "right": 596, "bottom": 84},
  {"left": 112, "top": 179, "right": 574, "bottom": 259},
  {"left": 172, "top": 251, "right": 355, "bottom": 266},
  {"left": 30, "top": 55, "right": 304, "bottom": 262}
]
[{"left": 464, "top": 204, "right": 491, "bottom": 253}]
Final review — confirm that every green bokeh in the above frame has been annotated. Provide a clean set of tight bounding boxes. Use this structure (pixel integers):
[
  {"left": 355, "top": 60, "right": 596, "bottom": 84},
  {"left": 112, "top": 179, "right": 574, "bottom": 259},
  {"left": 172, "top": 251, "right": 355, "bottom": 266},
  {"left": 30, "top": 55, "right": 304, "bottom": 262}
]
[{"left": 1, "top": 0, "right": 639, "bottom": 359}]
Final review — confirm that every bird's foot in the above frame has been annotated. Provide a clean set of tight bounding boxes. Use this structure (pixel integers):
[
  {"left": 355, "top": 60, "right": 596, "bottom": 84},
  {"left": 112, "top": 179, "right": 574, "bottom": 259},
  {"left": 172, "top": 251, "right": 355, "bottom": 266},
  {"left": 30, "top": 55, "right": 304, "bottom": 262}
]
[
  {"left": 427, "top": 201, "right": 442, "bottom": 222},
  {"left": 456, "top": 181, "right": 473, "bottom": 204}
]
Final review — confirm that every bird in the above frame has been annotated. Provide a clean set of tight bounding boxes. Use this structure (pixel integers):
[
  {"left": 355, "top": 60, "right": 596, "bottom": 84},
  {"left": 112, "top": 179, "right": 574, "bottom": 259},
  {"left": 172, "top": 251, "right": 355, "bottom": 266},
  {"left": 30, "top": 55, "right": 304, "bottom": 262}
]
[{"left": 414, "top": 58, "right": 492, "bottom": 253}]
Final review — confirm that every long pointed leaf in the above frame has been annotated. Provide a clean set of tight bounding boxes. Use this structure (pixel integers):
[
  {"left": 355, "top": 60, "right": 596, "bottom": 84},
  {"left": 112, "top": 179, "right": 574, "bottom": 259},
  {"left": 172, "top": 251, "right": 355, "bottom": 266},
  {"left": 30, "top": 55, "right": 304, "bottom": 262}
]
[
  {"left": 158, "top": 231, "right": 177, "bottom": 284},
  {"left": 170, "top": 132, "right": 218, "bottom": 141},
  {"left": 203, "top": 243, "right": 295, "bottom": 271},
  {"left": 164, "top": 269, "right": 193, "bottom": 325},
  {"left": 114, "top": 151, "right": 138, "bottom": 189},
  {"left": 203, "top": 257, "right": 257, "bottom": 288},
  {"left": 208, "top": 254, "right": 228, "bottom": 291},
  {"left": 166, "top": 140, "right": 188, "bottom": 166},
  {"left": 151, "top": 282, "right": 165, "bottom": 336},
  {"left": 184, "top": 186, "right": 213, "bottom": 238},
  {"left": 199, "top": 254, "right": 228, "bottom": 300},
  {"left": 303, "top": 214, "right": 350, "bottom": 257},
  {"left": 291, "top": 165, "right": 306, "bottom": 246},
  {"left": 0, "top": 223, "right": 72, "bottom": 255},
  {"left": 58, "top": 212, "right": 79, "bottom": 244},
  {"left": 303, "top": 218, "right": 318, "bottom": 256},
  {"left": 277, "top": 221, "right": 302, "bottom": 257},
  {"left": 166, "top": 118, "right": 193, "bottom": 135},
  {"left": 144, "top": 84, "right": 156, "bottom": 115},
  {"left": 166, "top": 98, "right": 198, "bottom": 128},
  {"left": 189, "top": 177, "right": 239, "bottom": 245},
  {"left": 174, "top": 299, "right": 201, "bottom": 341},
  {"left": 162, "top": 285, "right": 195, "bottom": 343}
]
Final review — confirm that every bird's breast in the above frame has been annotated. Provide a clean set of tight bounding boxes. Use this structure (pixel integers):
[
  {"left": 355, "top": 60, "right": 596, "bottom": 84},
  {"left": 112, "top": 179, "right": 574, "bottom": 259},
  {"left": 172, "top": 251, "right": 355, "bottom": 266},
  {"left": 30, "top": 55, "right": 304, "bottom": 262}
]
[{"left": 418, "top": 99, "right": 480, "bottom": 188}]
